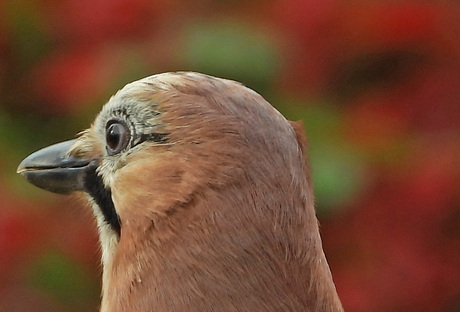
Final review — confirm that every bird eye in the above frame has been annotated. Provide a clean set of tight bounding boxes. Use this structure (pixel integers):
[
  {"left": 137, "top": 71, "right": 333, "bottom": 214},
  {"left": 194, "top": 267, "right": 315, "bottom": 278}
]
[{"left": 105, "top": 121, "right": 130, "bottom": 156}]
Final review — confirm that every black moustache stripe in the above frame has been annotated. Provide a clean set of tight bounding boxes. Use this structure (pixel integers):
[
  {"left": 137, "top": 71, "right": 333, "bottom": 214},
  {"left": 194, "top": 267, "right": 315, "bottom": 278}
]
[{"left": 84, "top": 164, "right": 121, "bottom": 236}]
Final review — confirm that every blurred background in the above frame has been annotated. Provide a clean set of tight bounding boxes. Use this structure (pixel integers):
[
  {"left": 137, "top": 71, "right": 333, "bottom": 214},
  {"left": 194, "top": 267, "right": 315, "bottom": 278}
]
[{"left": 1, "top": 0, "right": 460, "bottom": 311}]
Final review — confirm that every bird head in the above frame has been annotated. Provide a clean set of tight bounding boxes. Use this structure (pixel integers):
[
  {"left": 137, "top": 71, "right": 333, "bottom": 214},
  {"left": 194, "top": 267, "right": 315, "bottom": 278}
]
[{"left": 18, "top": 72, "right": 342, "bottom": 312}]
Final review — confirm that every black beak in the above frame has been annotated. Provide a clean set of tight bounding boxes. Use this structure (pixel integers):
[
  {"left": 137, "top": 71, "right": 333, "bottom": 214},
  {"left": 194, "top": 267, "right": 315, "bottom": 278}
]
[{"left": 17, "top": 139, "right": 95, "bottom": 194}]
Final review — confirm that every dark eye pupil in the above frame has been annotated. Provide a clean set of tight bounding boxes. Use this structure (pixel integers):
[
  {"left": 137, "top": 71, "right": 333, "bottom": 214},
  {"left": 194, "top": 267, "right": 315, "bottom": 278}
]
[{"left": 106, "top": 122, "right": 129, "bottom": 155}]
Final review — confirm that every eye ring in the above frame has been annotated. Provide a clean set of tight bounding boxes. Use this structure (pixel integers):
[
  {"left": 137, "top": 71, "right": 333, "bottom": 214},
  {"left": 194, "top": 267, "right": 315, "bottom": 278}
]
[{"left": 105, "top": 120, "right": 131, "bottom": 156}]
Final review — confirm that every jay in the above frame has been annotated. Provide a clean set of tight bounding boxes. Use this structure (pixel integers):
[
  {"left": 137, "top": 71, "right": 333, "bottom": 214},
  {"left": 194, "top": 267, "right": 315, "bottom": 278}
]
[{"left": 18, "top": 72, "right": 343, "bottom": 312}]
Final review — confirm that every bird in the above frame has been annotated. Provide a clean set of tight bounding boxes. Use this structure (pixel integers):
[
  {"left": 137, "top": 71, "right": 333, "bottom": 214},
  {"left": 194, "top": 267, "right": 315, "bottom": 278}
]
[{"left": 17, "top": 72, "right": 343, "bottom": 312}]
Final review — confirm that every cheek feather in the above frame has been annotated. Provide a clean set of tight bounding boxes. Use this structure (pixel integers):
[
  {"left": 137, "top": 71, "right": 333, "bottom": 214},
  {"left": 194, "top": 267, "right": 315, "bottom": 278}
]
[{"left": 111, "top": 150, "right": 197, "bottom": 221}]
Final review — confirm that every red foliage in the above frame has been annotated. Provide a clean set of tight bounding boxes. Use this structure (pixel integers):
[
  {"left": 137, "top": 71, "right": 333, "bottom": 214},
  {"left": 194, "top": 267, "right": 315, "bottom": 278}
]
[
  {"left": 271, "top": 0, "right": 460, "bottom": 96},
  {"left": 28, "top": 47, "right": 120, "bottom": 113},
  {"left": 324, "top": 139, "right": 460, "bottom": 311},
  {"left": 343, "top": 96, "right": 409, "bottom": 150},
  {"left": 42, "top": 0, "right": 161, "bottom": 45},
  {"left": 0, "top": 211, "right": 42, "bottom": 270}
]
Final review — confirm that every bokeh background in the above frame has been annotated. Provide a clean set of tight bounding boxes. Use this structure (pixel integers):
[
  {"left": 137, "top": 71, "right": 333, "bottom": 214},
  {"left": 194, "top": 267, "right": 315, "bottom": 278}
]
[{"left": 1, "top": 0, "right": 460, "bottom": 311}]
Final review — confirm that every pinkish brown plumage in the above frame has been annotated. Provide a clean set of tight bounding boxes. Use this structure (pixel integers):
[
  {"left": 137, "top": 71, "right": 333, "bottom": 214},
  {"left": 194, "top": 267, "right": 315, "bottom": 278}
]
[{"left": 18, "top": 72, "right": 343, "bottom": 312}]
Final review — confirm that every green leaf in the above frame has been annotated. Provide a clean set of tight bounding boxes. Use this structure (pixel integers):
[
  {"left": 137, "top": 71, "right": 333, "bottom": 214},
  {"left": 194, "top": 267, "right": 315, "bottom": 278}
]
[
  {"left": 310, "top": 144, "right": 367, "bottom": 214},
  {"left": 4, "top": 0, "right": 51, "bottom": 68},
  {"left": 27, "top": 251, "right": 98, "bottom": 309},
  {"left": 179, "top": 20, "right": 280, "bottom": 92}
]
